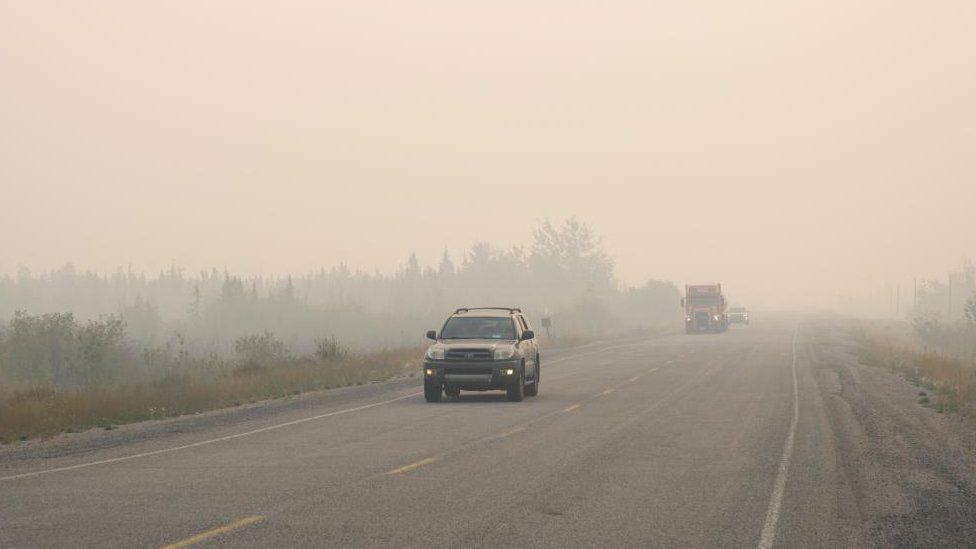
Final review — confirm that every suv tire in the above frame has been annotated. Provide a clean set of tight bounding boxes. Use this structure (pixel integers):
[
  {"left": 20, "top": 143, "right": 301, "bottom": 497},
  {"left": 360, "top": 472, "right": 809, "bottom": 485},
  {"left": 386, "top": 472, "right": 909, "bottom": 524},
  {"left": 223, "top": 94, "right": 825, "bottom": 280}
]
[
  {"left": 506, "top": 366, "right": 524, "bottom": 402},
  {"left": 444, "top": 386, "right": 460, "bottom": 398},
  {"left": 424, "top": 380, "right": 442, "bottom": 402},
  {"left": 524, "top": 357, "right": 539, "bottom": 397}
]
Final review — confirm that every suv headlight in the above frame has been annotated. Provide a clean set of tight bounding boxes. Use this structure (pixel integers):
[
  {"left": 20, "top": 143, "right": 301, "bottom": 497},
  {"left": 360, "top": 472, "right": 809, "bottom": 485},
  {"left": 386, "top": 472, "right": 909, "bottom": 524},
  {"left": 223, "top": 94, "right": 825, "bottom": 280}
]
[
  {"left": 426, "top": 347, "right": 445, "bottom": 360},
  {"left": 493, "top": 347, "right": 516, "bottom": 360}
]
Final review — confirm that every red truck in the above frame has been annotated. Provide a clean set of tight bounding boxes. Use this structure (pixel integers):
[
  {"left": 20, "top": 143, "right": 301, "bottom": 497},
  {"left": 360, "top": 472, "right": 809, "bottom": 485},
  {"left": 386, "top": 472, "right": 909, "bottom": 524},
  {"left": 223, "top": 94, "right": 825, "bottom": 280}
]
[{"left": 681, "top": 284, "right": 728, "bottom": 334}]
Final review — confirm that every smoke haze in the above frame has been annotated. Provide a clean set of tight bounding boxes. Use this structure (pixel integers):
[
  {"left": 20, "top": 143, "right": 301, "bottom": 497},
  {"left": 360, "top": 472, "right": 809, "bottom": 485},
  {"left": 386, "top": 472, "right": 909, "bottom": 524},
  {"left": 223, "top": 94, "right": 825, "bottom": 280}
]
[{"left": 2, "top": 1, "right": 974, "bottom": 309}]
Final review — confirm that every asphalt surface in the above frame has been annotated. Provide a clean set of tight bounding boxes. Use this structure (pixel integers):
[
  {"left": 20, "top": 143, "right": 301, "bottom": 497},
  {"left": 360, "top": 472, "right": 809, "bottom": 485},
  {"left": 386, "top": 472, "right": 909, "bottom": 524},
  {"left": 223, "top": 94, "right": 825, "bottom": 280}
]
[{"left": 2, "top": 316, "right": 975, "bottom": 548}]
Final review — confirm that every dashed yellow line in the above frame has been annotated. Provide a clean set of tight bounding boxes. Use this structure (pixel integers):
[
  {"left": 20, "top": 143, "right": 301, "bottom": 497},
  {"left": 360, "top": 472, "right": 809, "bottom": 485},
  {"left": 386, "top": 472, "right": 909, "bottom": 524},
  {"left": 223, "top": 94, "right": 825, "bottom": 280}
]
[
  {"left": 599, "top": 388, "right": 616, "bottom": 396},
  {"left": 385, "top": 457, "right": 438, "bottom": 476},
  {"left": 562, "top": 404, "right": 581, "bottom": 413},
  {"left": 627, "top": 376, "right": 641, "bottom": 383},
  {"left": 495, "top": 426, "right": 527, "bottom": 438},
  {"left": 160, "top": 515, "right": 264, "bottom": 549}
]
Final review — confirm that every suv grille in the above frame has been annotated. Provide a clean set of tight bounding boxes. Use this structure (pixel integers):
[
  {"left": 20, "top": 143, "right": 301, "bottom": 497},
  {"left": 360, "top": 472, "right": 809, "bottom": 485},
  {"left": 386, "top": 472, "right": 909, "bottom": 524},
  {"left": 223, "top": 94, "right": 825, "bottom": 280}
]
[
  {"left": 445, "top": 349, "right": 492, "bottom": 361},
  {"left": 445, "top": 366, "right": 493, "bottom": 375}
]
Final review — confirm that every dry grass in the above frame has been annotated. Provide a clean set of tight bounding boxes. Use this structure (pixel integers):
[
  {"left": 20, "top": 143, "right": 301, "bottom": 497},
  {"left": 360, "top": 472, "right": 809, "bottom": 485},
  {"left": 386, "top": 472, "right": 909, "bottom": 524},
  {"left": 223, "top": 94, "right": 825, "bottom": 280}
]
[
  {"left": 855, "top": 323, "right": 976, "bottom": 419},
  {"left": 0, "top": 347, "right": 423, "bottom": 444}
]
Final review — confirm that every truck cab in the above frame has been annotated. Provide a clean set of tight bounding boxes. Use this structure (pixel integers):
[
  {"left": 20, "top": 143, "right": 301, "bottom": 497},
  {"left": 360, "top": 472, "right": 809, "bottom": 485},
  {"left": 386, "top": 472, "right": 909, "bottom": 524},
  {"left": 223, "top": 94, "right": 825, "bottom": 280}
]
[{"left": 681, "top": 284, "right": 728, "bottom": 334}]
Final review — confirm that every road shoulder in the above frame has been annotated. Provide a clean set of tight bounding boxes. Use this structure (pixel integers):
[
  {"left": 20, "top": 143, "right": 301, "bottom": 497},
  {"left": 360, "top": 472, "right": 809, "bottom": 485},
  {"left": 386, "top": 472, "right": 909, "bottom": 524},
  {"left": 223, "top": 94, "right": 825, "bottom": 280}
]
[{"left": 807, "top": 317, "right": 976, "bottom": 548}]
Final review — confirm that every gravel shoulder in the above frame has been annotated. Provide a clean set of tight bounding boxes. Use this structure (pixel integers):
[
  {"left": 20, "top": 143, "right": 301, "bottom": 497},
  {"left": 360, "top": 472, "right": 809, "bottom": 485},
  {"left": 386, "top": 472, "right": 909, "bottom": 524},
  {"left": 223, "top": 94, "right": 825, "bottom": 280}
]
[{"left": 806, "top": 316, "right": 976, "bottom": 548}]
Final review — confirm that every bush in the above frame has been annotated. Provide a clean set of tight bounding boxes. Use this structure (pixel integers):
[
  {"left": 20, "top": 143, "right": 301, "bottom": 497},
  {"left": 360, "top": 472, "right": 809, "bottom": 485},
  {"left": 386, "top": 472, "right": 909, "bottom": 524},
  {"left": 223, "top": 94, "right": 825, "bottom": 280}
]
[
  {"left": 911, "top": 315, "right": 976, "bottom": 362},
  {"left": 233, "top": 331, "right": 287, "bottom": 370},
  {"left": 314, "top": 335, "right": 347, "bottom": 361},
  {"left": 965, "top": 296, "right": 976, "bottom": 325},
  {"left": 0, "top": 311, "right": 133, "bottom": 387}
]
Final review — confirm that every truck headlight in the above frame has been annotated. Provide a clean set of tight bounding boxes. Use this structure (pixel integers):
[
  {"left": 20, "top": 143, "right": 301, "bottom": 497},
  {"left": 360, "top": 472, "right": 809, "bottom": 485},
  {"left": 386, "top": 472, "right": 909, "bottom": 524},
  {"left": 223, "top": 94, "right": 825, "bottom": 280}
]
[
  {"left": 426, "top": 347, "right": 445, "bottom": 360},
  {"left": 493, "top": 347, "right": 515, "bottom": 360}
]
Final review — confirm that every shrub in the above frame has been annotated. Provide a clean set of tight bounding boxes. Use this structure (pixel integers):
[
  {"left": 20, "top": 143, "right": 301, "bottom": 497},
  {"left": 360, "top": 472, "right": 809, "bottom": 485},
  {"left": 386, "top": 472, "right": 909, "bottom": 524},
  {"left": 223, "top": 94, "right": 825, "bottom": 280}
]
[
  {"left": 233, "top": 331, "right": 287, "bottom": 370},
  {"left": 314, "top": 335, "right": 347, "bottom": 362},
  {"left": 0, "top": 311, "right": 132, "bottom": 386}
]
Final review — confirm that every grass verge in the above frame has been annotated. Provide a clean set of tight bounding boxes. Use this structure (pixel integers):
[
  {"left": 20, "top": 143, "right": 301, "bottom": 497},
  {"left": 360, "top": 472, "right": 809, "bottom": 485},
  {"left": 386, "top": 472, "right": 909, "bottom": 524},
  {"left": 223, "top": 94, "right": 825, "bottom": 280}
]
[
  {"left": 854, "top": 324, "right": 976, "bottom": 419},
  {"left": 0, "top": 347, "right": 422, "bottom": 444}
]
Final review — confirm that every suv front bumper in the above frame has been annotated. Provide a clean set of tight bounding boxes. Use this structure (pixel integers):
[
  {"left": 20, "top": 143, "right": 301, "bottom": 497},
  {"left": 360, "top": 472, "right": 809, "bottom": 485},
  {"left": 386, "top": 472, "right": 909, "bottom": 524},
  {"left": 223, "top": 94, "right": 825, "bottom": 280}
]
[{"left": 423, "top": 359, "right": 520, "bottom": 391}]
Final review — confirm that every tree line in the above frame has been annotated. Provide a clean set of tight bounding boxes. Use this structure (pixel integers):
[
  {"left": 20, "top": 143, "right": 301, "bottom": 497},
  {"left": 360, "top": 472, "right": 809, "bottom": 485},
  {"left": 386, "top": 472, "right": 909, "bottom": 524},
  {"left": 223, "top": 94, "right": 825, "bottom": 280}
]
[{"left": 0, "top": 220, "right": 682, "bottom": 387}]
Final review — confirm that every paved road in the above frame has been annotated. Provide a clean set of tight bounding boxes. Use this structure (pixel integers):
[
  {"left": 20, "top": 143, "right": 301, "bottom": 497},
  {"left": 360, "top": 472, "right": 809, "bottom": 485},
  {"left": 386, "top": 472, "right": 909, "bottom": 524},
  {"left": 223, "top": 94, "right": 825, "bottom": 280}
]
[{"left": 2, "top": 317, "right": 975, "bottom": 548}]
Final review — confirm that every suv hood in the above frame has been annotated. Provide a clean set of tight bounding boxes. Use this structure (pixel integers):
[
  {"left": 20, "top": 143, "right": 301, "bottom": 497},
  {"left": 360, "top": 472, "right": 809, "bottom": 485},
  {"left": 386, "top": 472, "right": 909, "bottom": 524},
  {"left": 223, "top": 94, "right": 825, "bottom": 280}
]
[{"left": 435, "top": 339, "right": 516, "bottom": 350}]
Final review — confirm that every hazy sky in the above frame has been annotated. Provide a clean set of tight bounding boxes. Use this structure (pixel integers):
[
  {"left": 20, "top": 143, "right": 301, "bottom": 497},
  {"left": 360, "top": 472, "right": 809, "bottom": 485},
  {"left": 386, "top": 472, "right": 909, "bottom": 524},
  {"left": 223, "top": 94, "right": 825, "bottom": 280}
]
[{"left": 2, "top": 1, "right": 974, "bottom": 308}]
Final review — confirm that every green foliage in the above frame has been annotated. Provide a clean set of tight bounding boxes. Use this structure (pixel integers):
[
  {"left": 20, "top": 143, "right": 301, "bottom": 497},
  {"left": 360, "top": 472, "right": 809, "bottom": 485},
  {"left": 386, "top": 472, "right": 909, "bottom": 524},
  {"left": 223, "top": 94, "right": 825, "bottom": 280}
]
[
  {"left": 965, "top": 296, "right": 976, "bottom": 325},
  {"left": 5, "top": 311, "right": 76, "bottom": 384},
  {"left": 531, "top": 218, "right": 614, "bottom": 291},
  {"left": 314, "top": 335, "right": 347, "bottom": 362},
  {"left": 911, "top": 315, "right": 976, "bottom": 362},
  {"left": 0, "top": 311, "right": 132, "bottom": 386},
  {"left": 233, "top": 331, "right": 287, "bottom": 369},
  {"left": 73, "top": 316, "right": 128, "bottom": 385}
]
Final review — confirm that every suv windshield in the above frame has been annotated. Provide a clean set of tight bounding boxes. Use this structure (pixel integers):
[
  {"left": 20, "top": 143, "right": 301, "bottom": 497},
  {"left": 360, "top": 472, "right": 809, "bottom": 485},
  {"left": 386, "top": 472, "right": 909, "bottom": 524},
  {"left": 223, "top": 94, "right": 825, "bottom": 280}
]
[{"left": 440, "top": 317, "right": 515, "bottom": 340}]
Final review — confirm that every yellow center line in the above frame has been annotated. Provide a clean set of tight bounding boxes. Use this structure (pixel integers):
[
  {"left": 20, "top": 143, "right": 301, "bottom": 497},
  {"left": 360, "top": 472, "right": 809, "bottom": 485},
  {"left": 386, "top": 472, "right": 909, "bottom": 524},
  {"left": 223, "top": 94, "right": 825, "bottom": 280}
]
[
  {"left": 160, "top": 515, "right": 264, "bottom": 549},
  {"left": 599, "top": 388, "right": 615, "bottom": 396},
  {"left": 562, "top": 404, "right": 581, "bottom": 413},
  {"left": 385, "top": 457, "right": 438, "bottom": 476},
  {"left": 495, "top": 426, "right": 527, "bottom": 438},
  {"left": 627, "top": 376, "right": 641, "bottom": 383}
]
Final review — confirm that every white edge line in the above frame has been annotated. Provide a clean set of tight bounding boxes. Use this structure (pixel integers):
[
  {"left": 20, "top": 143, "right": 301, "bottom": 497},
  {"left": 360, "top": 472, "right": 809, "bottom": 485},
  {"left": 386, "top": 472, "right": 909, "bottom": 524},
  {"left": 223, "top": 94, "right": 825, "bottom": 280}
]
[
  {"left": 757, "top": 327, "right": 800, "bottom": 549},
  {"left": 0, "top": 391, "right": 422, "bottom": 482}
]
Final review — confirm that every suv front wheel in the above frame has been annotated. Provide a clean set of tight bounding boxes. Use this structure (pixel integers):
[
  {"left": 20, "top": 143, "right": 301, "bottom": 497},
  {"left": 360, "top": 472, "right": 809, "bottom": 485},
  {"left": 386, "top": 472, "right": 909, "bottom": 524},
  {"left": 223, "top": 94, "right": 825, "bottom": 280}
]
[
  {"left": 506, "top": 366, "right": 524, "bottom": 402},
  {"left": 424, "top": 379, "right": 442, "bottom": 402},
  {"left": 524, "top": 356, "right": 539, "bottom": 397}
]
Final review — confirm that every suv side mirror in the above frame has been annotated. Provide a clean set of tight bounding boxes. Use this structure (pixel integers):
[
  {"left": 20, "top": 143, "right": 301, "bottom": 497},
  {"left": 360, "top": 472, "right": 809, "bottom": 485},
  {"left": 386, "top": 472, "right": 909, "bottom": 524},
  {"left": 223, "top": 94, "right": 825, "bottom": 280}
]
[
  {"left": 426, "top": 330, "right": 437, "bottom": 340},
  {"left": 521, "top": 330, "right": 535, "bottom": 341}
]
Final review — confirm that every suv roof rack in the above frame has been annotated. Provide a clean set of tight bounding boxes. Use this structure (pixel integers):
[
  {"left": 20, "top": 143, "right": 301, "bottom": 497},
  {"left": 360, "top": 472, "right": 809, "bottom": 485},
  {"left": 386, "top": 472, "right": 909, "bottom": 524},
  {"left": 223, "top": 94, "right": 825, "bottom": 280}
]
[{"left": 454, "top": 307, "right": 522, "bottom": 314}]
